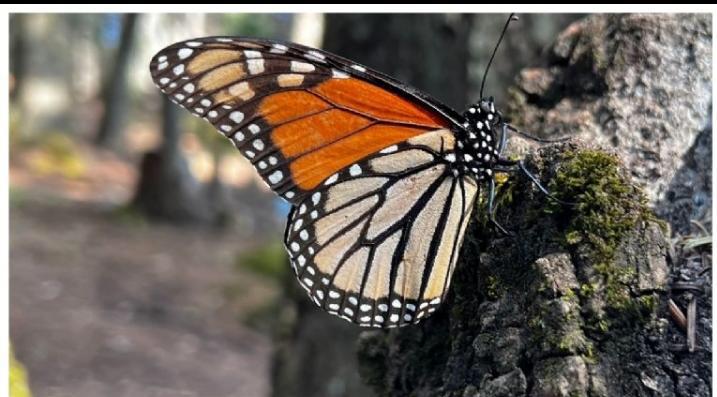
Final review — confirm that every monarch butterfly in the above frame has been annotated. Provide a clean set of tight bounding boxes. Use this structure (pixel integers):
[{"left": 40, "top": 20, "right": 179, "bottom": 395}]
[{"left": 150, "top": 15, "right": 551, "bottom": 328}]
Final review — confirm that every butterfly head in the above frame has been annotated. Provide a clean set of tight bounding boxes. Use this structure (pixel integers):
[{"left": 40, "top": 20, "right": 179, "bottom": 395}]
[{"left": 456, "top": 97, "right": 502, "bottom": 181}]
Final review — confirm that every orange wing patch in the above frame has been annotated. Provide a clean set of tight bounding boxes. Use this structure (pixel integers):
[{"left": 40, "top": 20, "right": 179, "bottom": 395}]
[
  {"left": 272, "top": 109, "right": 371, "bottom": 158},
  {"left": 258, "top": 77, "right": 450, "bottom": 190},
  {"left": 261, "top": 91, "right": 331, "bottom": 125},
  {"left": 290, "top": 124, "right": 430, "bottom": 189},
  {"left": 313, "top": 78, "right": 446, "bottom": 127}
]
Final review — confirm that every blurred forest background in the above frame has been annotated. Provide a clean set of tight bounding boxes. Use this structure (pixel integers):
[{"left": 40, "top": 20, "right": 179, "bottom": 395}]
[{"left": 9, "top": 13, "right": 581, "bottom": 397}]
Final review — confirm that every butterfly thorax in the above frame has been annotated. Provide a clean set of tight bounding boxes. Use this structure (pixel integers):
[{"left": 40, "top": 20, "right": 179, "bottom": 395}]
[{"left": 450, "top": 97, "right": 501, "bottom": 181}]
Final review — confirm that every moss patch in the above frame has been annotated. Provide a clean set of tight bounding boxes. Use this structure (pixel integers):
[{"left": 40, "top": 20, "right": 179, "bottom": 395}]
[{"left": 545, "top": 149, "right": 655, "bottom": 327}]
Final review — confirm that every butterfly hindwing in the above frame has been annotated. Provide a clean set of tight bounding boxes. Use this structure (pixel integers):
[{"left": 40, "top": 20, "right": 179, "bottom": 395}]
[
  {"left": 150, "top": 37, "right": 458, "bottom": 204},
  {"left": 284, "top": 129, "right": 478, "bottom": 328}
]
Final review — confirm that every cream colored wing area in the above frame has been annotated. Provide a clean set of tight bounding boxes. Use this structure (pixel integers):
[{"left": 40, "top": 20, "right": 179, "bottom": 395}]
[
  {"left": 362, "top": 229, "right": 402, "bottom": 301},
  {"left": 284, "top": 127, "right": 478, "bottom": 328},
  {"left": 420, "top": 177, "right": 477, "bottom": 314},
  {"left": 406, "top": 128, "right": 456, "bottom": 152},
  {"left": 366, "top": 164, "right": 446, "bottom": 239},
  {"left": 324, "top": 177, "right": 388, "bottom": 213},
  {"left": 392, "top": 179, "right": 453, "bottom": 301},
  {"left": 313, "top": 195, "right": 378, "bottom": 245},
  {"left": 369, "top": 149, "right": 435, "bottom": 174}
]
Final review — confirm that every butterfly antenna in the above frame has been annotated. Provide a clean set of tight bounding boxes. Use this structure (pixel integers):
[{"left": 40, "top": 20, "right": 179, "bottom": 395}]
[
  {"left": 505, "top": 124, "right": 572, "bottom": 144},
  {"left": 479, "top": 13, "right": 519, "bottom": 99}
]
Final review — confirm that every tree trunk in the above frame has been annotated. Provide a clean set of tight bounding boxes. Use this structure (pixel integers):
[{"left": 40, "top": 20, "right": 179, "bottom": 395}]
[
  {"left": 357, "top": 14, "right": 711, "bottom": 397},
  {"left": 132, "top": 96, "right": 211, "bottom": 224},
  {"left": 95, "top": 13, "right": 139, "bottom": 149},
  {"left": 9, "top": 14, "right": 26, "bottom": 103}
]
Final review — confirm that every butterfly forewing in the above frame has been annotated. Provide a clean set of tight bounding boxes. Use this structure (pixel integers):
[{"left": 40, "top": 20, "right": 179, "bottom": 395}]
[{"left": 150, "top": 37, "right": 455, "bottom": 204}]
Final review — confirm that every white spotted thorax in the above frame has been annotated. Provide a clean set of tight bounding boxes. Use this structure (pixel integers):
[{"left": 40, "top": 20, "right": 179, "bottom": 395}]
[{"left": 450, "top": 97, "right": 500, "bottom": 181}]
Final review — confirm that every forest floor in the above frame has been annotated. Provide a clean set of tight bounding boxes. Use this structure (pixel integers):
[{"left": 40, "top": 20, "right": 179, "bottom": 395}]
[{"left": 10, "top": 138, "right": 283, "bottom": 397}]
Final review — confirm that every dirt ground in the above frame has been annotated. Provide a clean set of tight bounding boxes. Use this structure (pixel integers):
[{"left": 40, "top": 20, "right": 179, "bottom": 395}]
[{"left": 10, "top": 145, "right": 282, "bottom": 397}]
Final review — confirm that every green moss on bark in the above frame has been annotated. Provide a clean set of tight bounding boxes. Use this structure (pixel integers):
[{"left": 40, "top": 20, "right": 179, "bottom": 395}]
[{"left": 545, "top": 149, "right": 658, "bottom": 328}]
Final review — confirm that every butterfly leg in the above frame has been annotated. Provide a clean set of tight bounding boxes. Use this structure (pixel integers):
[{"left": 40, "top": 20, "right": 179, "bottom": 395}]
[
  {"left": 487, "top": 176, "right": 512, "bottom": 236},
  {"left": 497, "top": 123, "right": 509, "bottom": 156},
  {"left": 494, "top": 159, "right": 574, "bottom": 206},
  {"left": 515, "top": 161, "right": 574, "bottom": 205}
]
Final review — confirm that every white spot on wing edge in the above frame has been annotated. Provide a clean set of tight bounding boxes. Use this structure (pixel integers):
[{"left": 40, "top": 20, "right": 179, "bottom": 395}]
[
  {"left": 290, "top": 61, "right": 315, "bottom": 73},
  {"left": 349, "top": 164, "right": 362, "bottom": 176},
  {"left": 332, "top": 69, "right": 349, "bottom": 79},
  {"left": 268, "top": 170, "right": 283, "bottom": 184},
  {"left": 305, "top": 50, "right": 326, "bottom": 62},
  {"left": 293, "top": 218, "right": 303, "bottom": 231},
  {"left": 252, "top": 139, "right": 265, "bottom": 151},
  {"left": 233, "top": 131, "right": 245, "bottom": 142},
  {"left": 270, "top": 43, "right": 288, "bottom": 53},
  {"left": 229, "top": 111, "right": 244, "bottom": 123},
  {"left": 379, "top": 145, "right": 398, "bottom": 154},
  {"left": 244, "top": 50, "right": 262, "bottom": 58},
  {"left": 324, "top": 173, "right": 338, "bottom": 185},
  {"left": 177, "top": 48, "right": 193, "bottom": 59},
  {"left": 247, "top": 58, "right": 265, "bottom": 75},
  {"left": 173, "top": 64, "right": 185, "bottom": 76},
  {"left": 351, "top": 64, "right": 366, "bottom": 72}
]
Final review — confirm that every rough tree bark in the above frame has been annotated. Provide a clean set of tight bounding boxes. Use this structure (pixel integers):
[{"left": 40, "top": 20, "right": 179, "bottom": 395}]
[{"left": 357, "top": 14, "right": 711, "bottom": 397}]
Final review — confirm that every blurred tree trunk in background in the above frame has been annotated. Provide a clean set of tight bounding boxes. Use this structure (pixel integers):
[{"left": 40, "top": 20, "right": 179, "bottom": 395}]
[
  {"left": 323, "top": 14, "right": 473, "bottom": 110},
  {"left": 132, "top": 96, "right": 211, "bottom": 223},
  {"left": 271, "top": 14, "right": 472, "bottom": 397},
  {"left": 10, "top": 14, "right": 26, "bottom": 103},
  {"left": 95, "top": 13, "right": 138, "bottom": 149}
]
